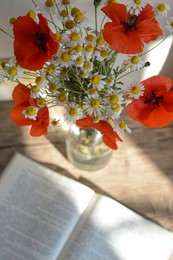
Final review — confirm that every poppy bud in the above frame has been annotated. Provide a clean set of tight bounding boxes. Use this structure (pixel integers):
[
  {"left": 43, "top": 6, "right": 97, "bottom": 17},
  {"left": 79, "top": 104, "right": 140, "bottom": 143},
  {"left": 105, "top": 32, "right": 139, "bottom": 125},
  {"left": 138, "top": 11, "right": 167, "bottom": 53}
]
[{"left": 94, "top": 0, "right": 102, "bottom": 7}]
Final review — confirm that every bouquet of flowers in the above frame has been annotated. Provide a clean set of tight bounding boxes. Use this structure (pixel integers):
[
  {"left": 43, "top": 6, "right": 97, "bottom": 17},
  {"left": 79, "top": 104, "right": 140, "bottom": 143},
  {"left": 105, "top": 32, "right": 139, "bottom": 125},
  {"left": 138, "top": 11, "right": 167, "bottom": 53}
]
[{"left": 1, "top": 0, "right": 173, "bottom": 150}]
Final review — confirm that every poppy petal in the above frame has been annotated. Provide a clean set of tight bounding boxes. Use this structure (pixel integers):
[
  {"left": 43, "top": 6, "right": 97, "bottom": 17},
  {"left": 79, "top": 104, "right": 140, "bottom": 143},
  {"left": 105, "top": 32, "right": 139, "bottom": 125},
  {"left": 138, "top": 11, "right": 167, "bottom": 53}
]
[
  {"left": 12, "top": 83, "right": 30, "bottom": 105},
  {"left": 101, "top": 3, "right": 128, "bottom": 24},
  {"left": 140, "top": 104, "right": 173, "bottom": 128},
  {"left": 30, "top": 120, "right": 49, "bottom": 136},
  {"left": 126, "top": 97, "right": 151, "bottom": 121},
  {"left": 102, "top": 135, "right": 118, "bottom": 150},
  {"left": 10, "top": 105, "right": 32, "bottom": 126},
  {"left": 102, "top": 23, "right": 143, "bottom": 54}
]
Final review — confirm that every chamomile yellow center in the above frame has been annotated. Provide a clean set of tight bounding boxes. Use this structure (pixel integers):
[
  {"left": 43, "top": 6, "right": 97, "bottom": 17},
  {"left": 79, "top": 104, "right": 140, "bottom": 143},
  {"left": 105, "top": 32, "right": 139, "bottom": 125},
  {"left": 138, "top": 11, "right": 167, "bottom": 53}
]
[
  {"left": 27, "top": 10, "right": 36, "bottom": 19},
  {"left": 49, "top": 84, "right": 58, "bottom": 92},
  {"left": 69, "top": 108, "right": 78, "bottom": 117},
  {"left": 96, "top": 36, "right": 105, "bottom": 45},
  {"left": 89, "top": 88, "right": 97, "bottom": 95},
  {"left": 51, "top": 119, "right": 59, "bottom": 126},
  {"left": 134, "top": 0, "right": 141, "bottom": 4},
  {"left": 57, "top": 92, "right": 67, "bottom": 102},
  {"left": 131, "top": 56, "right": 139, "bottom": 64},
  {"left": 76, "top": 57, "right": 83, "bottom": 65},
  {"left": 90, "top": 99, "right": 100, "bottom": 109},
  {"left": 36, "top": 98, "right": 46, "bottom": 107},
  {"left": 157, "top": 3, "right": 166, "bottom": 12},
  {"left": 85, "top": 34, "right": 95, "bottom": 42},
  {"left": 35, "top": 76, "right": 44, "bottom": 84},
  {"left": 110, "top": 94, "right": 118, "bottom": 104},
  {"left": 112, "top": 103, "right": 121, "bottom": 112},
  {"left": 61, "top": 52, "right": 70, "bottom": 62},
  {"left": 93, "top": 116, "right": 100, "bottom": 123},
  {"left": 170, "top": 21, "right": 173, "bottom": 28},
  {"left": 84, "top": 61, "right": 92, "bottom": 70},
  {"left": 8, "top": 67, "right": 18, "bottom": 77},
  {"left": 85, "top": 44, "right": 94, "bottom": 53},
  {"left": 60, "top": 9, "right": 68, "bottom": 17},
  {"left": 100, "top": 50, "right": 108, "bottom": 58},
  {"left": 119, "top": 121, "right": 127, "bottom": 130},
  {"left": 70, "top": 32, "right": 80, "bottom": 41},
  {"left": 31, "top": 85, "right": 40, "bottom": 93},
  {"left": 75, "top": 45, "right": 83, "bottom": 52},
  {"left": 131, "top": 86, "right": 140, "bottom": 94},
  {"left": 65, "top": 20, "right": 75, "bottom": 29},
  {"left": 107, "top": 0, "right": 117, "bottom": 3},
  {"left": 54, "top": 32, "right": 61, "bottom": 42},
  {"left": 71, "top": 7, "right": 80, "bottom": 16},
  {"left": 91, "top": 75, "right": 101, "bottom": 85},
  {"left": 45, "top": 0, "right": 54, "bottom": 7},
  {"left": 25, "top": 106, "right": 37, "bottom": 116},
  {"left": 75, "top": 11, "right": 84, "bottom": 21},
  {"left": 9, "top": 17, "right": 16, "bottom": 24},
  {"left": 62, "top": 0, "right": 70, "bottom": 5},
  {"left": 47, "top": 64, "right": 56, "bottom": 73},
  {"left": 79, "top": 70, "right": 86, "bottom": 78}
]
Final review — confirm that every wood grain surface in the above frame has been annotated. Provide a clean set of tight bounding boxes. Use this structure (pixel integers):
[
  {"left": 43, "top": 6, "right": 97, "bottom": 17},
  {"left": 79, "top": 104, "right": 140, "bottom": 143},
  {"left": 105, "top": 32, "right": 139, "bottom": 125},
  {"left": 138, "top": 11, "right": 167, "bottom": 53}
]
[{"left": 1, "top": 100, "right": 173, "bottom": 232}]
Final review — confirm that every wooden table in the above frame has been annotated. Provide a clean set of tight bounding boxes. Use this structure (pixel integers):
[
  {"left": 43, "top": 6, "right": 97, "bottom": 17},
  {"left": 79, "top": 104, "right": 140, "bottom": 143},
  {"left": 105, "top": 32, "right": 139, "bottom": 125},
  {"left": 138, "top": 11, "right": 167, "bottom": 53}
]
[{"left": 1, "top": 100, "right": 173, "bottom": 232}]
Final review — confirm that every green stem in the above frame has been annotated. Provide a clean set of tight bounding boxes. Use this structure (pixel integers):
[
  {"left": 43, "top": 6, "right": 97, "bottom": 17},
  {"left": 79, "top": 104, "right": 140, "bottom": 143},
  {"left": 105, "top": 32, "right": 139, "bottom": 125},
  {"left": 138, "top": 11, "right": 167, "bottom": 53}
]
[
  {"left": 95, "top": 6, "right": 98, "bottom": 36},
  {"left": 49, "top": 9, "right": 58, "bottom": 32},
  {"left": 31, "top": 0, "right": 37, "bottom": 8},
  {"left": 0, "top": 29, "right": 14, "bottom": 39}
]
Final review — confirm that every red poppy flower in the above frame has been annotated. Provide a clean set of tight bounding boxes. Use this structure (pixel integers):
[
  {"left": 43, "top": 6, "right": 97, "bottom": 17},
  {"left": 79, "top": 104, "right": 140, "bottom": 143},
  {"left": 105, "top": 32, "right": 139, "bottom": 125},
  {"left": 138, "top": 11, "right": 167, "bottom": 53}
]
[
  {"left": 10, "top": 83, "right": 49, "bottom": 136},
  {"left": 126, "top": 76, "right": 173, "bottom": 128},
  {"left": 76, "top": 115, "right": 122, "bottom": 150},
  {"left": 13, "top": 14, "right": 59, "bottom": 70},
  {"left": 101, "top": 3, "right": 162, "bottom": 54}
]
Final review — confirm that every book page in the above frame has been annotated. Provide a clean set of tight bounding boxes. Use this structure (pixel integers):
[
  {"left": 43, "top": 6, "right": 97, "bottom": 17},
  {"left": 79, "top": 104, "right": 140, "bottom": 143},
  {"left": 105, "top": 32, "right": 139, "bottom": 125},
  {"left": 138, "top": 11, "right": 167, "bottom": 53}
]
[
  {"left": 61, "top": 195, "right": 173, "bottom": 260},
  {"left": 0, "top": 153, "right": 95, "bottom": 260}
]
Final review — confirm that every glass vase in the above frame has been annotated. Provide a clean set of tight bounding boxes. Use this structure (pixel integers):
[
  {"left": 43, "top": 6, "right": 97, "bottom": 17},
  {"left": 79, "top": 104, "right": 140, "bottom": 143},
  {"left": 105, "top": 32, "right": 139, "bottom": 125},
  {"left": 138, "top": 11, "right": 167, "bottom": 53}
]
[{"left": 65, "top": 124, "right": 112, "bottom": 171}]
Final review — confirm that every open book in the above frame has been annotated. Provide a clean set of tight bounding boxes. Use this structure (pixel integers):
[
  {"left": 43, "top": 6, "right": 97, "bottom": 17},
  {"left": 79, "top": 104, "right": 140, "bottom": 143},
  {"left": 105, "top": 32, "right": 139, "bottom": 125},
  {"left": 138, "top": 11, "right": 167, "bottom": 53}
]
[{"left": 0, "top": 153, "right": 173, "bottom": 260}]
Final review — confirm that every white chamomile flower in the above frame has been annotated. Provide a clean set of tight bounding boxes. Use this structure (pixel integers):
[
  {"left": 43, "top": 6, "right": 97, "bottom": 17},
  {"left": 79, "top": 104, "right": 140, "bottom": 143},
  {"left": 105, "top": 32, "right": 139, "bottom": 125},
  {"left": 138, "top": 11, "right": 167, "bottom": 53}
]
[
  {"left": 127, "top": 81, "right": 144, "bottom": 99},
  {"left": 56, "top": 92, "right": 68, "bottom": 106},
  {"left": 94, "top": 49, "right": 109, "bottom": 61},
  {"left": 83, "top": 97, "right": 104, "bottom": 117},
  {"left": 86, "top": 88, "right": 99, "bottom": 98},
  {"left": 106, "top": 77, "right": 114, "bottom": 88},
  {"left": 90, "top": 73, "right": 106, "bottom": 90},
  {"left": 83, "top": 60, "right": 93, "bottom": 74},
  {"left": 70, "top": 31, "right": 84, "bottom": 46},
  {"left": 30, "top": 84, "right": 42, "bottom": 99},
  {"left": 128, "top": 0, "right": 147, "bottom": 15},
  {"left": 114, "top": 121, "right": 132, "bottom": 135},
  {"left": 108, "top": 103, "right": 124, "bottom": 119},
  {"left": 49, "top": 118, "right": 61, "bottom": 129},
  {"left": 85, "top": 34, "right": 96, "bottom": 44},
  {"left": 64, "top": 103, "right": 83, "bottom": 123},
  {"left": 74, "top": 10, "right": 89, "bottom": 26},
  {"left": 155, "top": 3, "right": 171, "bottom": 18},
  {"left": 106, "top": 90, "right": 124, "bottom": 105},
  {"left": 22, "top": 106, "right": 38, "bottom": 120},
  {"left": 35, "top": 76, "right": 48, "bottom": 88},
  {"left": 124, "top": 55, "right": 144, "bottom": 72},
  {"left": 74, "top": 55, "right": 84, "bottom": 68},
  {"left": 4, "top": 64, "right": 23, "bottom": 82},
  {"left": 57, "top": 50, "right": 73, "bottom": 67},
  {"left": 84, "top": 44, "right": 95, "bottom": 59},
  {"left": 165, "top": 17, "right": 173, "bottom": 34},
  {"left": 56, "top": 0, "right": 73, "bottom": 9}
]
